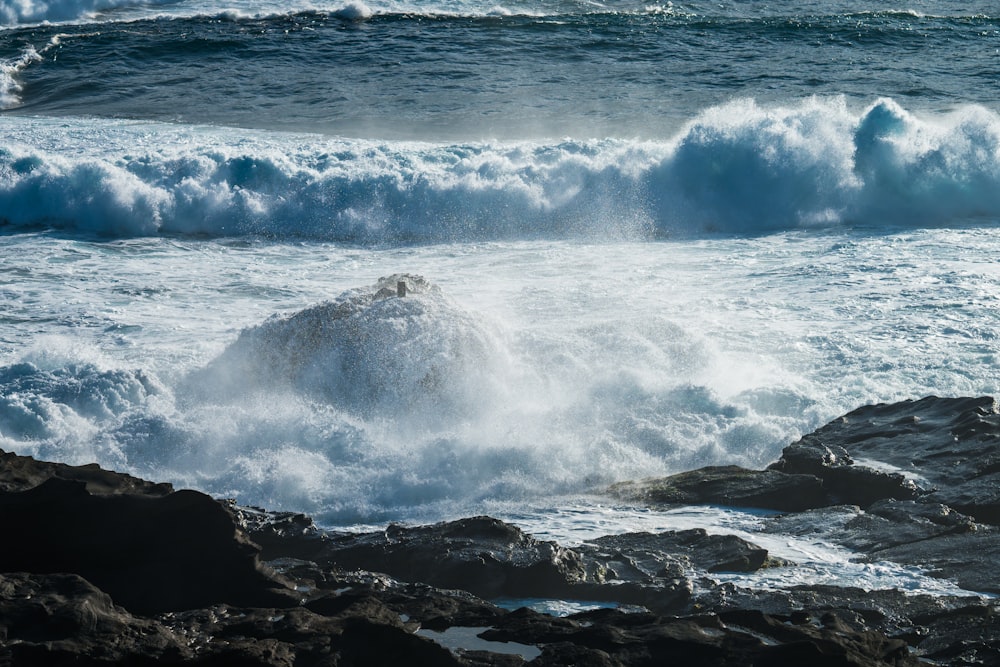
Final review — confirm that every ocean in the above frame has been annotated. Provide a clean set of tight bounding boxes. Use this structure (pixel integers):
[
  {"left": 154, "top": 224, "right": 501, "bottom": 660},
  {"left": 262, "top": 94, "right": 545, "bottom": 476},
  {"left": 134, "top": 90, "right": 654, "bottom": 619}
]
[{"left": 2, "top": 0, "right": 1000, "bottom": 594}]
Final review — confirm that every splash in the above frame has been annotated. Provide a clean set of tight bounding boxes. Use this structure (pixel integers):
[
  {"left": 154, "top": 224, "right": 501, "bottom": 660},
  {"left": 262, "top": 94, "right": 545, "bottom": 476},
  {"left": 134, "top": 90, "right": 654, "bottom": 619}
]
[{"left": 189, "top": 273, "right": 513, "bottom": 427}]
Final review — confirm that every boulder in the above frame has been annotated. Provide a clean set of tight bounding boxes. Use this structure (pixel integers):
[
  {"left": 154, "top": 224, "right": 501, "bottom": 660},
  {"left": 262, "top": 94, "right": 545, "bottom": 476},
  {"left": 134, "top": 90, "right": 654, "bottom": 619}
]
[
  {"left": 0, "top": 572, "right": 188, "bottom": 665},
  {"left": 0, "top": 476, "right": 294, "bottom": 615},
  {"left": 776, "top": 396, "right": 1000, "bottom": 522},
  {"left": 317, "top": 516, "right": 588, "bottom": 600},
  {"left": 607, "top": 465, "right": 828, "bottom": 512},
  {"left": 580, "top": 528, "right": 784, "bottom": 576}
]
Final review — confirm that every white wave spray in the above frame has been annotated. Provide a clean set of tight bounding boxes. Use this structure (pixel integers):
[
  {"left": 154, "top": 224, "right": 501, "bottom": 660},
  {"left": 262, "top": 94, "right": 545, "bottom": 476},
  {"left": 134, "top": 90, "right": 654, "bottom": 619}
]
[{"left": 2, "top": 98, "right": 1000, "bottom": 239}]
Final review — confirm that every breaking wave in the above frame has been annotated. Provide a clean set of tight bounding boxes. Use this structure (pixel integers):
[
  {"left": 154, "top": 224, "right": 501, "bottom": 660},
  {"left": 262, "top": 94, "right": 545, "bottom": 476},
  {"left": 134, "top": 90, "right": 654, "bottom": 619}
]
[
  {"left": 0, "top": 275, "right": 812, "bottom": 523},
  {"left": 1, "top": 98, "right": 1000, "bottom": 241}
]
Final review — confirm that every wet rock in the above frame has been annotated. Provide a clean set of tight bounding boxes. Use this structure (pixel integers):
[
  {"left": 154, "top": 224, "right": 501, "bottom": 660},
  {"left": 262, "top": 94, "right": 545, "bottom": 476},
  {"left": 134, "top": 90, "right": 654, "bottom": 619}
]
[
  {"left": 779, "top": 395, "right": 1000, "bottom": 523},
  {"left": 764, "top": 499, "right": 976, "bottom": 553},
  {"left": 159, "top": 599, "right": 464, "bottom": 667},
  {"left": 482, "top": 605, "right": 921, "bottom": 667},
  {"left": 0, "top": 572, "right": 188, "bottom": 665},
  {"left": 607, "top": 465, "right": 828, "bottom": 512},
  {"left": 229, "top": 502, "right": 327, "bottom": 561},
  {"left": 313, "top": 518, "right": 703, "bottom": 614},
  {"left": 6, "top": 399, "right": 1000, "bottom": 666},
  {"left": 769, "top": 441, "right": 921, "bottom": 507},
  {"left": 316, "top": 516, "right": 588, "bottom": 600},
  {"left": 0, "top": 448, "right": 172, "bottom": 496},
  {"left": 693, "top": 582, "right": 1000, "bottom": 665},
  {"left": 580, "top": 528, "right": 784, "bottom": 578}
]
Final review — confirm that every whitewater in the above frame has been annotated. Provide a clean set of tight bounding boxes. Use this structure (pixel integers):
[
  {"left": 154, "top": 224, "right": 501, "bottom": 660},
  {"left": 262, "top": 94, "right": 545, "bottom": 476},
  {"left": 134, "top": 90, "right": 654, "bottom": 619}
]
[{"left": 2, "top": 0, "right": 1000, "bottom": 595}]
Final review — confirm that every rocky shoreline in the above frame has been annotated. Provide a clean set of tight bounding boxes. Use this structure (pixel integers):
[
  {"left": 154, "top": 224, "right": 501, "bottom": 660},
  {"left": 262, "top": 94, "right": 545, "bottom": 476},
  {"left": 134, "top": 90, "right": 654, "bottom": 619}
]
[{"left": 3, "top": 396, "right": 1000, "bottom": 665}]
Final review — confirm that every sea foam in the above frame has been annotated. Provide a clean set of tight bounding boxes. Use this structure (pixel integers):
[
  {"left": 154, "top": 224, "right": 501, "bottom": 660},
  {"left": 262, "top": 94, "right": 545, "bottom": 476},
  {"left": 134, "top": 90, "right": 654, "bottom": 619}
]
[
  {"left": 0, "top": 269, "right": 803, "bottom": 523},
  {"left": 2, "top": 98, "right": 1000, "bottom": 240}
]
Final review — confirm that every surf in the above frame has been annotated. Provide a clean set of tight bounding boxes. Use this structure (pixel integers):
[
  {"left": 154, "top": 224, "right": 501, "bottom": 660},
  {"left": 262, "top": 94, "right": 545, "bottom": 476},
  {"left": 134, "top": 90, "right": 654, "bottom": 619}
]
[{"left": 1, "top": 98, "right": 1000, "bottom": 241}]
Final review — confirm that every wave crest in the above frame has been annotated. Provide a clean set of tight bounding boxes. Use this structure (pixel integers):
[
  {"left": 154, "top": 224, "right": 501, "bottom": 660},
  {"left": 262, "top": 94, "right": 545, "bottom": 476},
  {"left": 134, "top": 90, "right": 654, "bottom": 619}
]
[{"left": 3, "top": 98, "right": 1000, "bottom": 240}]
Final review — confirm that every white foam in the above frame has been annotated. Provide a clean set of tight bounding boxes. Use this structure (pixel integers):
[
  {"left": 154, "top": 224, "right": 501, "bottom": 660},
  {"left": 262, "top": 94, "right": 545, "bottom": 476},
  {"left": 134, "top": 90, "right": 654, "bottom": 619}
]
[
  {"left": 189, "top": 275, "right": 513, "bottom": 424},
  {"left": 500, "top": 502, "right": 987, "bottom": 597},
  {"left": 4, "top": 99, "right": 1000, "bottom": 240},
  {"left": 331, "top": 1, "right": 372, "bottom": 19}
]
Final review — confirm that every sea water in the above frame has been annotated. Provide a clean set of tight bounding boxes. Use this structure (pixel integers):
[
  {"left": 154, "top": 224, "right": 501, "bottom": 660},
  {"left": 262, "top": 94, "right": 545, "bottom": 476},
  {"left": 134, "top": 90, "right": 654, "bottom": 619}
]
[{"left": 2, "top": 0, "right": 1000, "bottom": 595}]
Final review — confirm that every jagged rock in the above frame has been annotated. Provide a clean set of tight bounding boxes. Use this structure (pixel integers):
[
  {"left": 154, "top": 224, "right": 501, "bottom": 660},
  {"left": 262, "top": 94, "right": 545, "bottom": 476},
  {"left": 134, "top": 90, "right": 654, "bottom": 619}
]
[
  {"left": 580, "top": 529, "right": 784, "bottom": 576},
  {"left": 313, "top": 518, "right": 703, "bottom": 614},
  {"left": 316, "top": 516, "right": 588, "bottom": 601},
  {"left": 779, "top": 396, "right": 1000, "bottom": 523},
  {"left": 764, "top": 499, "right": 976, "bottom": 553},
  {"left": 159, "top": 599, "right": 464, "bottom": 667},
  {"left": 867, "top": 529, "right": 1000, "bottom": 596},
  {"left": 770, "top": 438, "right": 921, "bottom": 508},
  {"left": 692, "top": 583, "right": 1000, "bottom": 665},
  {"left": 0, "top": 448, "right": 172, "bottom": 496},
  {"left": 0, "top": 572, "right": 188, "bottom": 666},
  {"left": 0, "top": 477, "right": 295, "bottom": 615},
  {"left": 607, "top": 465, "right": 828, "bottom": 512},
  {"left": 228, "top": 503, "right": 326, "bottom": 561},
  {"left": 481, "top": 606, "right": 921, "bottom": 667},
  {"left": 611, "top": 397, "right": 1000, "bottom": 518},
  {"left": 6, "top": 399, "right": 1000, "bottom": 665}
]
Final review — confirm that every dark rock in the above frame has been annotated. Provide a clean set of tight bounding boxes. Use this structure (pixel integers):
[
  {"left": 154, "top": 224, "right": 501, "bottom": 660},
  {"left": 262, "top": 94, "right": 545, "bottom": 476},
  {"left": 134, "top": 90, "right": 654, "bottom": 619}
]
[
  {"left": 580, "top": 528, "right": 784, "bottom": 577},
  {"left": 312, "top": 517, "right": 702, "bottom": 613},
  {"left": 317, "top": 516, "right": 588, "bottom": 600},
  {"left": 760, "top": 502, "right": 1000, "bottom": 595},
  {"left": 764, "top": 500, "right": 976, "bottom": 553},
  {"left": 778, "top": 396, "right": 1000, "bottom": 523},
  {"left": 0, "top": 476, "right": 294, "bottom": 615},
  {"left": 607, "top": 465, "right": 828, "bottom": 512},
  {"left": 868, "top": 529, "right": 1000, "bottom": 596},
  {"left": 482, "top": 606, "right": 922, "bottom": 666},
  {"left": 0, "top": 571, "right": 189, "bottom": 666},
  {"left": 228, "top": 502, "right": 327, "bottom": 561},
  {"left": 690, "top": 581, "right": 1000, "bottom": 663},
  {"left": 0, "top": 448, "right": 172, "bottom": 496},
  {"left": 8, "top": 399, "right": 1000, "bottom": 666},
  {"left": 770, "top": 442, "right": 921, "bottom": 507}
]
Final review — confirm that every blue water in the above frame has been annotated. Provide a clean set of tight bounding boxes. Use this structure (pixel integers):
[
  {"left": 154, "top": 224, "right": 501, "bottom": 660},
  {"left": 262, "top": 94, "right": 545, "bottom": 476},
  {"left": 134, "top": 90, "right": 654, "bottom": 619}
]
[{"left": 1, "top": 0, "right": 1000, "bottom": 594}]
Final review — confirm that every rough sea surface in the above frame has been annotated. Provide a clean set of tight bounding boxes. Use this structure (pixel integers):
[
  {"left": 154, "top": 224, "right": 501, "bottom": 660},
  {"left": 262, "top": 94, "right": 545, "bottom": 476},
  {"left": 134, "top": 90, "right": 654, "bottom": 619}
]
[{"left": 2, "top": 0, "right": 1000, "bottom": 592}]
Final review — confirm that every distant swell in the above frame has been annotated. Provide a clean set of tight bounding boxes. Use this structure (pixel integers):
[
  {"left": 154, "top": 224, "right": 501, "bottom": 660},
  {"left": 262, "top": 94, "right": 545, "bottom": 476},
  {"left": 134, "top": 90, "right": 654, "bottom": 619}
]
[
  {"left": 2, "top": 98, "right": 1000, "bottom": 241},
  {"left": 0, "top": 0, "right": 177, "bottom": 25}
]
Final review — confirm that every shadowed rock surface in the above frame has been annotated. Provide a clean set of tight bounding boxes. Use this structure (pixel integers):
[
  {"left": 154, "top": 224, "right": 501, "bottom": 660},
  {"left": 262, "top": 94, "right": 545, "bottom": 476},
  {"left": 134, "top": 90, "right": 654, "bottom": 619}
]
[
  {"left": 4, "top": 395, "right": 1000, "bottom": 665},
  {"left": 0, "top": 449, "right": 172, "bottom": 496},
  {"left": 0, "top": 476, "right": 295, "bottom": 615}
]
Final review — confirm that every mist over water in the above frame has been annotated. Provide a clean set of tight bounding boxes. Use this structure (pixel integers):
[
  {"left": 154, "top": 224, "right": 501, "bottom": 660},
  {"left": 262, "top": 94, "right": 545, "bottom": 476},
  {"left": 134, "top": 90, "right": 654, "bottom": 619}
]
[{"left": 1, "top": 229, "right": 997, "bottom": 526}]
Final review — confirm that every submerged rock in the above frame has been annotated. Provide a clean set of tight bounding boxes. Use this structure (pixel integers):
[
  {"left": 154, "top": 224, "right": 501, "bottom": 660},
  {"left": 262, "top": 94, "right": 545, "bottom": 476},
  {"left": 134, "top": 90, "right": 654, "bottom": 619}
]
[{"left": 190, "top": 273, "right": 509, "bottom": 424}]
